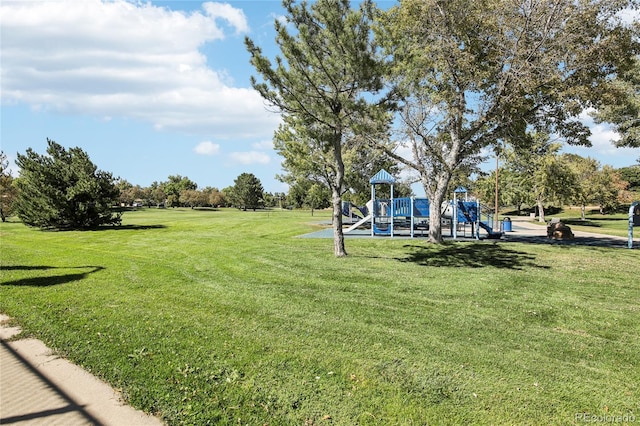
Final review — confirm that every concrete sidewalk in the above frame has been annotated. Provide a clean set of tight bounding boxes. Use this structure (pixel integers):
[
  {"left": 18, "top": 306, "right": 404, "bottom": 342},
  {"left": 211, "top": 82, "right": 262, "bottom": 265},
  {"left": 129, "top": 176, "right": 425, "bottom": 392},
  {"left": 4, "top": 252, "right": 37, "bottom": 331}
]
[
  {"left": 0, "top": 315, "right": 163, "bottom": 426},
  {"left": 505, "top": 216, "right": 636, "bottom": 248}
]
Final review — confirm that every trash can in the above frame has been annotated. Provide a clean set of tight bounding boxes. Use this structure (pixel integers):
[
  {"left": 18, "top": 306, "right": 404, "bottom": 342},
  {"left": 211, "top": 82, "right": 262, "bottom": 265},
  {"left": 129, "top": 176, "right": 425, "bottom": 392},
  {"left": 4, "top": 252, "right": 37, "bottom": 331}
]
[{"left": 502, "top": 217, "right": 512, "bottom": 232}]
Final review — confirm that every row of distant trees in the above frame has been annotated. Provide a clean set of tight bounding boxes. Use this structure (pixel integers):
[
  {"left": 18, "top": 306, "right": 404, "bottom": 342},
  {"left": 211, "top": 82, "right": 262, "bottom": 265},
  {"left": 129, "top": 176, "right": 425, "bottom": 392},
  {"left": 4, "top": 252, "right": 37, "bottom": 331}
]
[
  {"left": 0, "top": 141, "right": 282, "bottom": 229},
  {"left": 118, "top": 172, "right": 277, "bottom": 211}
]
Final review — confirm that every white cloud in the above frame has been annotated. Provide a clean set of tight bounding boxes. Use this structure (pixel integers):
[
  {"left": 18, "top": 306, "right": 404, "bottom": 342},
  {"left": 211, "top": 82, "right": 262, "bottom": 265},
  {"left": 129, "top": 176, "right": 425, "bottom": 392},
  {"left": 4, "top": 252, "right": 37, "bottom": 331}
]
[
  {"left": 3, "top": 153, "right": 20, "bottom": 177},
  {"left": 204, "top": 2, "right": 250, "bottom": 34},
  {"left": 617, "top": 7, "right": 640, "bottom": 26},
  {"left": 586, "top": 124, "right": 621, "bottom": 156},
  {"left": 229, "top": 151, "right": 271, "bottom": 165},
  {"left": 0, "top": 0, "right": 279, "bottom": 138},
  {"left": 269, "top": 12, "right": 288, "bottom": 26},
  {"left": 578, "top": 109, "right": 623, "bottom": 155},
  {"left": 393, "top": 140, "right": 414, "bottom": 161},
  {"left": 252, "top": 140, "right": 274, "bottom": 150},
  {"left": 551, "top": 109, "right": 639, "bottom": 167},
  {"left": 194, "top": 141, "right": 221, "bottom": 155},
  {"left": 575, "top": 122, "right": 638, "bottom": 166}
]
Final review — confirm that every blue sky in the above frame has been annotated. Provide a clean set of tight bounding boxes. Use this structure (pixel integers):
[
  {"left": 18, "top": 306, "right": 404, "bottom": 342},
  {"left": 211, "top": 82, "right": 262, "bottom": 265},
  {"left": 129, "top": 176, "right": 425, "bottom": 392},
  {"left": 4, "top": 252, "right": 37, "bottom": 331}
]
[{"left": 1, "top": 0, "right": 638, "bottom": 195}]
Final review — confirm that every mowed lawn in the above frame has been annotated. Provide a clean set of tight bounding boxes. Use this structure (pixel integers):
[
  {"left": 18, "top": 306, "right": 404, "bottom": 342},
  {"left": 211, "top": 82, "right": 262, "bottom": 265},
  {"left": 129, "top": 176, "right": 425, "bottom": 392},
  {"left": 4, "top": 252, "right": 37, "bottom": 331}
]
[{"left": 1, "top": 208, "right": 638, "bottom": 425}]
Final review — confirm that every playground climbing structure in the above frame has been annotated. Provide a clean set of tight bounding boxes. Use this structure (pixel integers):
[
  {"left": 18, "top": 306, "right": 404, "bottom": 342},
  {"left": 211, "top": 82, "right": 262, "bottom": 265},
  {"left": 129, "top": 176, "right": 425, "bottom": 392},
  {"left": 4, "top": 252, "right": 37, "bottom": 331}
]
[{"left": 343, "top": 169, "right": 503, "bottom": 239}]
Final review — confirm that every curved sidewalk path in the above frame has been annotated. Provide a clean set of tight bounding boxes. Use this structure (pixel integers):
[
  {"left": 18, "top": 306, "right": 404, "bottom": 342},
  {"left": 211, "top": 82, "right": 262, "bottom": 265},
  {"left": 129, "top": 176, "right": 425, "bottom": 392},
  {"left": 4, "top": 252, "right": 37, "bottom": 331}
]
[
  {"left": 0, "top": 314, "right": 163, "bottom": 426},
  {"left": 505, "top": 216, "right": 637, "bottom": 248}
]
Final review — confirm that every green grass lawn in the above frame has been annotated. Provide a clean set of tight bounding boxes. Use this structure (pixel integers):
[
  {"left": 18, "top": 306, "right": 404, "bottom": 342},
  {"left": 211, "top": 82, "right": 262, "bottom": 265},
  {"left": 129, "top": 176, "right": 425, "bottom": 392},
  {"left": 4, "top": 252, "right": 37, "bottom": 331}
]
[{"left": 1, "top": 208, "right": 638, "bottom": 425}]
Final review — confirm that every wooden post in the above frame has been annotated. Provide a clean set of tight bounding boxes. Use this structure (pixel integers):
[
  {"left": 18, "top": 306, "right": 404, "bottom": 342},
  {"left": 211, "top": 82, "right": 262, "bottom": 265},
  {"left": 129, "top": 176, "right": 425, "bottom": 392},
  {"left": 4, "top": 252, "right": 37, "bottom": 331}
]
[{"left": 494, "top": 152, "right": 499, "bottom": 231}]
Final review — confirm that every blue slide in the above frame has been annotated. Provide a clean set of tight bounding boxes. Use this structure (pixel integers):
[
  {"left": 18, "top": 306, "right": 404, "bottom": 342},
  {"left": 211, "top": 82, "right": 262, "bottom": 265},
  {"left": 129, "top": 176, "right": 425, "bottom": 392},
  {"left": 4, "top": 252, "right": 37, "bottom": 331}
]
[{"left": 479, "top": 221, "right": 503, "bottom": 239}]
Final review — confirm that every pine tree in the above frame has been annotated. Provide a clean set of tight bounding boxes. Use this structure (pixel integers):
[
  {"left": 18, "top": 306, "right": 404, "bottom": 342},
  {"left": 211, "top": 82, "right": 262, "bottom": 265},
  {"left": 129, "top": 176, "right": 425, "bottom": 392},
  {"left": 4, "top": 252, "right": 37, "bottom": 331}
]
[
  {"left": 15, "top": 139, "right": 121, "bottom": 229},
  {"left": 246, "top": 0, "right": 391, "bottom": 257},
  {"left": 232, "top": 173, "right": 264, "bottom": 211}
]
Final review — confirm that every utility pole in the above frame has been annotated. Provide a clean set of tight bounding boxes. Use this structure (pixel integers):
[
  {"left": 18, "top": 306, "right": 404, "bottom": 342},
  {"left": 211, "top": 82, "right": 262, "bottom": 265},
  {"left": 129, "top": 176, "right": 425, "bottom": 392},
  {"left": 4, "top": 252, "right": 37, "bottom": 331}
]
[{"left": 494, "top": 147, "right": 500, "bottom": 231}]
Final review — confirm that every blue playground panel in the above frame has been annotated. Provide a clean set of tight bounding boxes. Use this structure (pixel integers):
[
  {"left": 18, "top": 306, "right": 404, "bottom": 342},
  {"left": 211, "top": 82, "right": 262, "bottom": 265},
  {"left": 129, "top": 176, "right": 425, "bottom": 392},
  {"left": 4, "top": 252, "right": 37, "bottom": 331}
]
[
  {"left": 457, "top": 201, "right": 478, "bottom": 223},
  {"left": 413, "top": 198, "right": 430, "bottom": 217},
  {"left": 372, "top": 198, "right": 430, "bottom": 235},
  {"left": 373, "top": 198, "right": 430, "bottom": 218},
  {"left": 393, "top": 198, "right": 412, "bottom": 216}
]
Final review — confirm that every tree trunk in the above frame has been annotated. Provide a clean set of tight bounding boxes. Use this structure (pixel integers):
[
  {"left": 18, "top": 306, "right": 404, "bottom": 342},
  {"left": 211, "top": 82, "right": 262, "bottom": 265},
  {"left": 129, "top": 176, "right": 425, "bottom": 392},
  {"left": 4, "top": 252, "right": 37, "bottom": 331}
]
[
  {"left": 427, "top": 175, "right": 450, "bottom": 243},
  {"left": 331, "top": 132, "right": 347, "bottom": 257},
  {"left": 428, "top": 200, "right": 444, "bottom": 243},
  {"left": 331, "top": 188, "right": 347, "bottom": 257},
  {"left": 537, "top": 200, "right": 546, "bottom": 223}
]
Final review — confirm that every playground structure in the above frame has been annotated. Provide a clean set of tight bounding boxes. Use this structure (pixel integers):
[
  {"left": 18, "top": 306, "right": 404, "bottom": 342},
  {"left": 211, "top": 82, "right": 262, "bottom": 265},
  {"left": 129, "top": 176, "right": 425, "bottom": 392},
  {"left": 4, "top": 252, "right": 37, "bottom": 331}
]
[{"left": 343, "top": 169, "right": 503, "bottom": 239}]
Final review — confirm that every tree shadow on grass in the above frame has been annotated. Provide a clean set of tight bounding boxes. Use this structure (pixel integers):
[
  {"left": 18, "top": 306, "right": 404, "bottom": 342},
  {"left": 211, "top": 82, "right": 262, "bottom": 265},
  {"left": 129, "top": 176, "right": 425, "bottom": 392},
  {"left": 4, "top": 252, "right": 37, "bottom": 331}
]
[
  {"left": 36, "top": 224, "right": 167, "bottom": 232},
  {"left": 0, "top": 266, "right": 105, "bottom": 287},
  {"left": 398, "top": 243, "right": 549, "bottom": 270},
  {"left": 505, "top": 234, "right": 631, "bottom": 249},
  {"left": 81, "top": 224, "right": 167, "bottom": 232},
  {"left": 0, "top": 266, "right": 59, "bottom": 271}
]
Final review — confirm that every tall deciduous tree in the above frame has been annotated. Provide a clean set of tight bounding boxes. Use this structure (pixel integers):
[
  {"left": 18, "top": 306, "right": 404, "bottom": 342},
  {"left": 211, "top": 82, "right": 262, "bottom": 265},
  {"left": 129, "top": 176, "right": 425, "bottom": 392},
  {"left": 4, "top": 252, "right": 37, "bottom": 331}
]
[
  {"left": 246, "top": 0, "right": 391, "bottom": 257},
  {"left": 378, "top": 0, "right": 638, "bottom": 242},
  {"left": 489, "top": 133, "right": 573, "bottom": 221},
  {"left": 163, "top": 175, "right": 197, "bottom": 207},
  {"left": 117, "top": 179, "right": 146, "bottom": 207},
  {"left": 14, "top": 139, "right": 121, "bottom": 229},
  {"left": 149, "top": 181, "right": 167, "bottom": 207},
  {"left": 475, "top": 167, "right": 528, "bottom": 215},
  {"left": 202, "top": 187, "right": 225, "bottom": 207},
  {"left": 589, "top": 165, "right": 630, "bottom": 214},
  {"left": 181, "top": 189, "right": 209, "bottom": 208},
  {"left": 305, "top": 183, "right": 331, "bottom": 215},
  {"left": 617, "top": 165, "right": 640, "bottom": 191},
  {"left": 513, "top": 134, "right": 578, "bottom": 222},
  {"left": 531, "top": 152, "right": 577, "bottom": 222},
  {"left": 564, "top": 154, "right": 601, "bottom": 219}
]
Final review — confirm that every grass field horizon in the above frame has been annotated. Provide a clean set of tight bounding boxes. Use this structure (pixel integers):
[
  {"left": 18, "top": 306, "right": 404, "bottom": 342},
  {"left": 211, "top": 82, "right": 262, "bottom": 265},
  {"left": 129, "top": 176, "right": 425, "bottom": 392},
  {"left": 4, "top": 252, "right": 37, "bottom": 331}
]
[{"left": 1, "top": 208, "right": 638, "bottom": 425}]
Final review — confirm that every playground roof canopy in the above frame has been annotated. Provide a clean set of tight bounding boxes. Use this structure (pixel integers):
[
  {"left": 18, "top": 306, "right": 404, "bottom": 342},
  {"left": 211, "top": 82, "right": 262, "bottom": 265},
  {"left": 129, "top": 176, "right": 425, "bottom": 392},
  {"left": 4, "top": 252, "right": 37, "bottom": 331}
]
[{"left": 370, "top": 169, "right": 396, "bottom": 184}]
